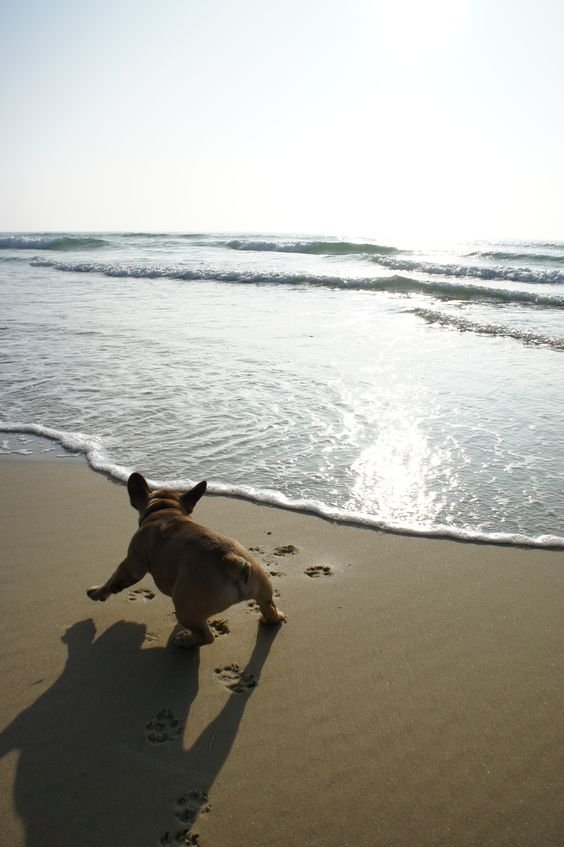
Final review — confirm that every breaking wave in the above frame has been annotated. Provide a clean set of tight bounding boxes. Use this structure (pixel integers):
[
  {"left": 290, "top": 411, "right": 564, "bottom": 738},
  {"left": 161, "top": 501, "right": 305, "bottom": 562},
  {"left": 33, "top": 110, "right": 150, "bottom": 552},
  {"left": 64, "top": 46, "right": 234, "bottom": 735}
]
[
  {"left": 372, "top": 256, "right": 564, "bottom": 283},
  {"left": 30, "top": 257, "right": 564, "bottom": 308},
  {"left": 371, "top": 254, "right": 564, "bottom": 284}
]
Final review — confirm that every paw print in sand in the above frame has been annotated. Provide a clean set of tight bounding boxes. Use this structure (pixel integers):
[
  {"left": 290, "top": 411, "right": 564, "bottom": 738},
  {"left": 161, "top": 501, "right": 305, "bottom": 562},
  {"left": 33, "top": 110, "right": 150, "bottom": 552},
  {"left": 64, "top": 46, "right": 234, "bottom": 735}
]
[
  {"left": 175, "top": 790, "right": 211, "bottom": 826},
  {"left": 305, "top": 565, "right": 333, "bottom": 578},
  {"left": 159, "top": 790, "right": 210, "bottom": 847},
  {"left": 128, "top": 588, "right": 155, "bottom": 601},
  {"left": 214, "top": 663, "right": 257, "bottom": 693},
  {"left": 160, "top": 830, "right": 200, "bottom": 846},
  {"left": 210, "top": 618, "right": 230, "bottom": 638},
  {"left": 272, "top": 544, "right": 298, "bottom": 557},
  {"left": 145, "top": 709, "right": 182, "bottom": 744}
]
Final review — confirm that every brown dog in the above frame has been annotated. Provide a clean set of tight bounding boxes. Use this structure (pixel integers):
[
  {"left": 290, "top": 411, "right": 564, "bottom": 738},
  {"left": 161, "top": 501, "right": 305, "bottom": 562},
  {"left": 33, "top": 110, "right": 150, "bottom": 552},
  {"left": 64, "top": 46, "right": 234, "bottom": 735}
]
[{"left": 87, "top": 472, "right": 285, "bottom": 647}]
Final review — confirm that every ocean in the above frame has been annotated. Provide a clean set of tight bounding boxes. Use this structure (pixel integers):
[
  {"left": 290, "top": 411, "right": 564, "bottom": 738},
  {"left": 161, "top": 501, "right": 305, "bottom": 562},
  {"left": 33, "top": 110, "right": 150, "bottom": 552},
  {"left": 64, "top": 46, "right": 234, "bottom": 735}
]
[{"left": 1, "top": 232, "right": 563, "bottom": 547}]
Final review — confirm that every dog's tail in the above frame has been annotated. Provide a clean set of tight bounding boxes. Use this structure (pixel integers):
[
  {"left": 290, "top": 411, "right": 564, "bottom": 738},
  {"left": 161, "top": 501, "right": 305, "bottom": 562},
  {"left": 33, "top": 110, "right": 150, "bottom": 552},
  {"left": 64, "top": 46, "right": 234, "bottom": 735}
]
[
  {"left": 223, "top": 553, "right": 251, "bottom": 601},
  {"left": 223, "top": 554, "right": 251, "bottom": 586}
]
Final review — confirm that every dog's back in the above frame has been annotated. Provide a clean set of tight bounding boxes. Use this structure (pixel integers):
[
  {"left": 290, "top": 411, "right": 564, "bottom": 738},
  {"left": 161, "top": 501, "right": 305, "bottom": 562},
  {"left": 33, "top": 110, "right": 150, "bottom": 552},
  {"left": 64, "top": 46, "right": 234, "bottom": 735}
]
[{"left": 87, "top": 473, "right": 284, "bottom": 647}]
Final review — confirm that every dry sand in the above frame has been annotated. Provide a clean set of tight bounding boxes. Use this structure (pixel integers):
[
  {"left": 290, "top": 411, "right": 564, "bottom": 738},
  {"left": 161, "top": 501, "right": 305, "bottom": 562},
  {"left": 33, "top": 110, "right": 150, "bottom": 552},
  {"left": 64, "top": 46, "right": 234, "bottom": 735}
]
[{"left": 0, "top": 453, "right": 563, "bottom": 847}]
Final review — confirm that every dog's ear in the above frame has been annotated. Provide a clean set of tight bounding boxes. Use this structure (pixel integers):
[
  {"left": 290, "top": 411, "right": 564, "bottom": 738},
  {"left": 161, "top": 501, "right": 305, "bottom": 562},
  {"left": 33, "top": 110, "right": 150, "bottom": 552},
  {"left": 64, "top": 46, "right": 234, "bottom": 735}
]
[
  {"left": 127, "top": 472, "right": 150, "bottom": 511},
  {"left": 180, "top": 480, "right": 207, "bottom": 514}
]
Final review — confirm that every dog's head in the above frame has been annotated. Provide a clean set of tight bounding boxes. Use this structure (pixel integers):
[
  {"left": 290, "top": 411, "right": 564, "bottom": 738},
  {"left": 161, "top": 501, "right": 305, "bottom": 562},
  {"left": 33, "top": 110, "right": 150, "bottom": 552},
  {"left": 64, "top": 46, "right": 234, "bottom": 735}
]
[{"left": 127, "top": 472, "right": 207, "bottom": 522}]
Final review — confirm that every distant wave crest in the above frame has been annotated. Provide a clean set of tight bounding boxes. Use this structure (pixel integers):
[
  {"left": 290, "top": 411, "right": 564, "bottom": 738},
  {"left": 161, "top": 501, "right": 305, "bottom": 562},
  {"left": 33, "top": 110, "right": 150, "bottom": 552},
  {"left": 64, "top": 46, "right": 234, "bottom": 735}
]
[
  {"left": 465, "top": 249, "right": 564, "bottom": 263},
  {"left": 31, "top": 257, "right": 564, "bottom": 308},
  {"left": 0, "top": 235, "right": 109, "bottom": 250},
  {"left": 223, "top": 238, "right": 400, "bottom": 256}
]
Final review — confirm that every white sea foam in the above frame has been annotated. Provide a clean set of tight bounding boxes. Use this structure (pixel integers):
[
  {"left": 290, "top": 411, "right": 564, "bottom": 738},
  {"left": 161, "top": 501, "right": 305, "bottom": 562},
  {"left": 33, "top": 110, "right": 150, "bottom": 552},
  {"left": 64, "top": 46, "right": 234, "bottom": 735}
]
[
  {"left": 0, "top": 423, "right": 127, "bottom": 478},
  {"left": 412, "top": 308, "right": 564, "bottom": 350},
  {"left": 2, "top": 422, "right": 563, "bottom": 549}
]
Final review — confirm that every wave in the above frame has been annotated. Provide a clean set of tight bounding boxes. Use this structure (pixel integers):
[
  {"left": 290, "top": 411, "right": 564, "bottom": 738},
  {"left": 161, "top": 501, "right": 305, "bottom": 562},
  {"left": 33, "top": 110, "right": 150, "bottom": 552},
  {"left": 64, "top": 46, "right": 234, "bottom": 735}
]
[
  {"left": 0, "top": 235, "right": 109, "bottom": 251},
  {"left": 2, "top": 421, "right": 563, "bottom": 549},
  {"left": 30, "top": 257, "right": 564, "bottom": 308},
  {"left": 465, "top": 250, "right": 564, "bottom": 263},
  {"left": 222, "top": 238, "right": 400, "bottom": 256},
  {"left": 412, "top": 308, "right": 564, "bottom": 350},
  {"left": 371, "top": 255, "right": 564, "bottom": 284},
  {"left": 118, "top": 232, "right": 171, "bottom": 239},
  {"left": 0, "top": 255, "right": 29, "bottom": 263},
  {"left": 119, "top": 232, "right": 206, "bottom": 239}
]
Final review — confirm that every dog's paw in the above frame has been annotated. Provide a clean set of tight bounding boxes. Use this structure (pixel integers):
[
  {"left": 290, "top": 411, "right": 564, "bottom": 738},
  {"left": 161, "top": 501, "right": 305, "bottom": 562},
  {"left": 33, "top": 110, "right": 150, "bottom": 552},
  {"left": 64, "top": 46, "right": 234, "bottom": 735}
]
[
  {"left": 174, "top": 630, "right": 198, "bottom": 649},
  {"left": 259, "top": 609, "right": 286, "bottom": 625},
  {"left": 173, "top": 628, "right": 215, "bottom": 648},
  {"left": 86, "top": 586, "right": 108, "bottom": 602}
]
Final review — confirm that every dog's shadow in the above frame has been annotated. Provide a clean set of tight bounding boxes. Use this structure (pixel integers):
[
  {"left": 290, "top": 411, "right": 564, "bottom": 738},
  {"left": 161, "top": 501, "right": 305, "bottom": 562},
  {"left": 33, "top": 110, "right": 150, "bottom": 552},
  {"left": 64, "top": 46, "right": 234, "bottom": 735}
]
[{"left": 0, "top": 618, "right": 279, "bottom": 846}]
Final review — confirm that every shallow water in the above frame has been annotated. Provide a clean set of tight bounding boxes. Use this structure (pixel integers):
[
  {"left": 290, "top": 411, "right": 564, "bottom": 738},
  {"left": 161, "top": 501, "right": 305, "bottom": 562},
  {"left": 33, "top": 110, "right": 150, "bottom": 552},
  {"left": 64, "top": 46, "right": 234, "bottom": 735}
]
[{"left": 1, "top": 232, "right": 563, "bottom": 545}]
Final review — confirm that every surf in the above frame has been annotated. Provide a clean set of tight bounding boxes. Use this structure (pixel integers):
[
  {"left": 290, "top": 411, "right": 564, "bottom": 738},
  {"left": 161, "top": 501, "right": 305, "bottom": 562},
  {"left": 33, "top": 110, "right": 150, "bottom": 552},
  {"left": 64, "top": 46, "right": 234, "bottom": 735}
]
[
  {"left": 30, "top": 257, "right": 564, "bottom": 308},
  {"left": 370, "top": 254, "right": 564, "bottom": 284},
  {"left": 2, "top": 422, "right": 564, "bottom": 550}
]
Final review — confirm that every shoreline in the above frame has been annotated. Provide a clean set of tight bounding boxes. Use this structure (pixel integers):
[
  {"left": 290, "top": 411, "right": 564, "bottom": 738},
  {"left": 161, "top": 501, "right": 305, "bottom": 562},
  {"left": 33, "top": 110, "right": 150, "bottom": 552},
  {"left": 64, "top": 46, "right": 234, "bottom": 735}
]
[
  {"left": 0, "top": 455, "right": 563, "bottom": 846},
  {"left": 2, "top": 428, "right": 563, "bottom": 550}
]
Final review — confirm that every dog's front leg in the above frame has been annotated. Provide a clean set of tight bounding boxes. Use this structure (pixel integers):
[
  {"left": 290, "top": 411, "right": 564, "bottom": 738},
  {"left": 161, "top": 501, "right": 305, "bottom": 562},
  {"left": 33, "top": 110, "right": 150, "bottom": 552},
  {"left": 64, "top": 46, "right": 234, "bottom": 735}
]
[{"left": 87, "top": 553, "right": 148, "bottom": 602}]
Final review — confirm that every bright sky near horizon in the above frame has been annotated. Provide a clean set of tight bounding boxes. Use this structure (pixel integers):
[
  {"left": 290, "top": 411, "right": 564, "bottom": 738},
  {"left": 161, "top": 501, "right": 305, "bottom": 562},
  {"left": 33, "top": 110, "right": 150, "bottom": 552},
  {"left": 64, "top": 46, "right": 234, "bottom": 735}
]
[{"left": 1, "top": 0, "right": 563, "bottom": 242}]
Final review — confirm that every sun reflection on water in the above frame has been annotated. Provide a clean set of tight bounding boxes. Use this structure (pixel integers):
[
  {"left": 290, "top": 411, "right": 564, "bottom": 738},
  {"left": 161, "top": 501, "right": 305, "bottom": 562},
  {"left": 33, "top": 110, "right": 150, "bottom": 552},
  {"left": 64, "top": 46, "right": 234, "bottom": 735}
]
[{"left": 339, "top": 379, "right": 456, "bottom": 530}]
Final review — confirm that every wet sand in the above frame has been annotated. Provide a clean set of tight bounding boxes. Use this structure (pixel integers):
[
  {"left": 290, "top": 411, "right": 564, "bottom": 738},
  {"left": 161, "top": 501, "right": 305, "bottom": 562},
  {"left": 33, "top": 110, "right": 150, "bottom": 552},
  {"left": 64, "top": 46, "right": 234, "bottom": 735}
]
[{"left": 0, "top": 453, "right": 563, "bottom": 846}]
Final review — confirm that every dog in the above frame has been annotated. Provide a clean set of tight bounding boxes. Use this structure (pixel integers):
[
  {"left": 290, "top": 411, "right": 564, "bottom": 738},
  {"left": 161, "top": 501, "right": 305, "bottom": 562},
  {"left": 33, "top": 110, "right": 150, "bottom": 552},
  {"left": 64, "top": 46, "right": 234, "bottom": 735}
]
[{"left": 87, "top": 472, "right": 285, "bottom": 647}]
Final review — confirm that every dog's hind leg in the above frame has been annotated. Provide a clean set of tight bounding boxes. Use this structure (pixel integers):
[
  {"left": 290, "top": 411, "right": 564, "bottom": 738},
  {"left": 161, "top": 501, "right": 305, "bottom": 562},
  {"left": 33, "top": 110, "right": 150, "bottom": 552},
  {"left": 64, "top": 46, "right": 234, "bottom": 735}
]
[
  {"left": 223, "top": 554, "right": 284, "bottom": 623},
  {"left": 252, "top": 568, "right": 285, "bottom": 625},
  {"left": 174, "top": 620, "right": 215, "bottom": 649},
  {"left": 87, "top": 553, "right": 148, "bottom": 602},
  {"left": 258, "top": 597, "right": 285, "bottom": 625}
]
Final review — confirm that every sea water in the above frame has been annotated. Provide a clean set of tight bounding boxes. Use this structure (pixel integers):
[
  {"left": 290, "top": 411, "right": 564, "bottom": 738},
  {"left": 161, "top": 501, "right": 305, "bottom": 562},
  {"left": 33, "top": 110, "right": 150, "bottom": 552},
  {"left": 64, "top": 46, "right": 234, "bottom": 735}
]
[{"left": 1, "top": 232, "right": 563, "bottom": 546}]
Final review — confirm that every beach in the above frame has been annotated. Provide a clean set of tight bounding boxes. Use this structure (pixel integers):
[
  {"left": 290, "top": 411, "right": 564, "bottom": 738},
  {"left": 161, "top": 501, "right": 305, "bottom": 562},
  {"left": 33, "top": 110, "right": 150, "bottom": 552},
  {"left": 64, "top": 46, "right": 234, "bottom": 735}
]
[
  {"left": 1, "top": 453, "right": 562, "bottom": 847},
  {"left": 3, "top": 0, "right": 564, "bottom": 839}
]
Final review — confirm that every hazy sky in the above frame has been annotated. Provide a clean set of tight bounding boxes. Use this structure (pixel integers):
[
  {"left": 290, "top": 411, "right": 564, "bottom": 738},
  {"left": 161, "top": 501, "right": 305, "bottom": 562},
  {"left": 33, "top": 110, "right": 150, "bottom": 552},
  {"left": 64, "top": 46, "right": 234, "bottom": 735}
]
[{"left": 1, "top": 0, "right": 563, "bottom": 241}]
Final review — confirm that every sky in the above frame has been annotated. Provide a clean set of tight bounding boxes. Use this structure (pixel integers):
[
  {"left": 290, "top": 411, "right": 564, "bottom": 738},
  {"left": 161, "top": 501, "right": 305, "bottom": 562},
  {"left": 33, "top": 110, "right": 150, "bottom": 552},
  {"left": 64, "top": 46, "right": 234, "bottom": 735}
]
[{"left": 1, "top": 0, "right": 563, "bottom": 242}]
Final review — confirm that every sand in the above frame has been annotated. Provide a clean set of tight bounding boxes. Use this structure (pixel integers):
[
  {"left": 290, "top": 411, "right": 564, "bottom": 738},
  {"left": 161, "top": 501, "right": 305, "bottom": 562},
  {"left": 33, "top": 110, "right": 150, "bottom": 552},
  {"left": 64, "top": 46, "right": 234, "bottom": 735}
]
[{"left": 0, "top": 453, "right": 563, "bottom": 847}]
